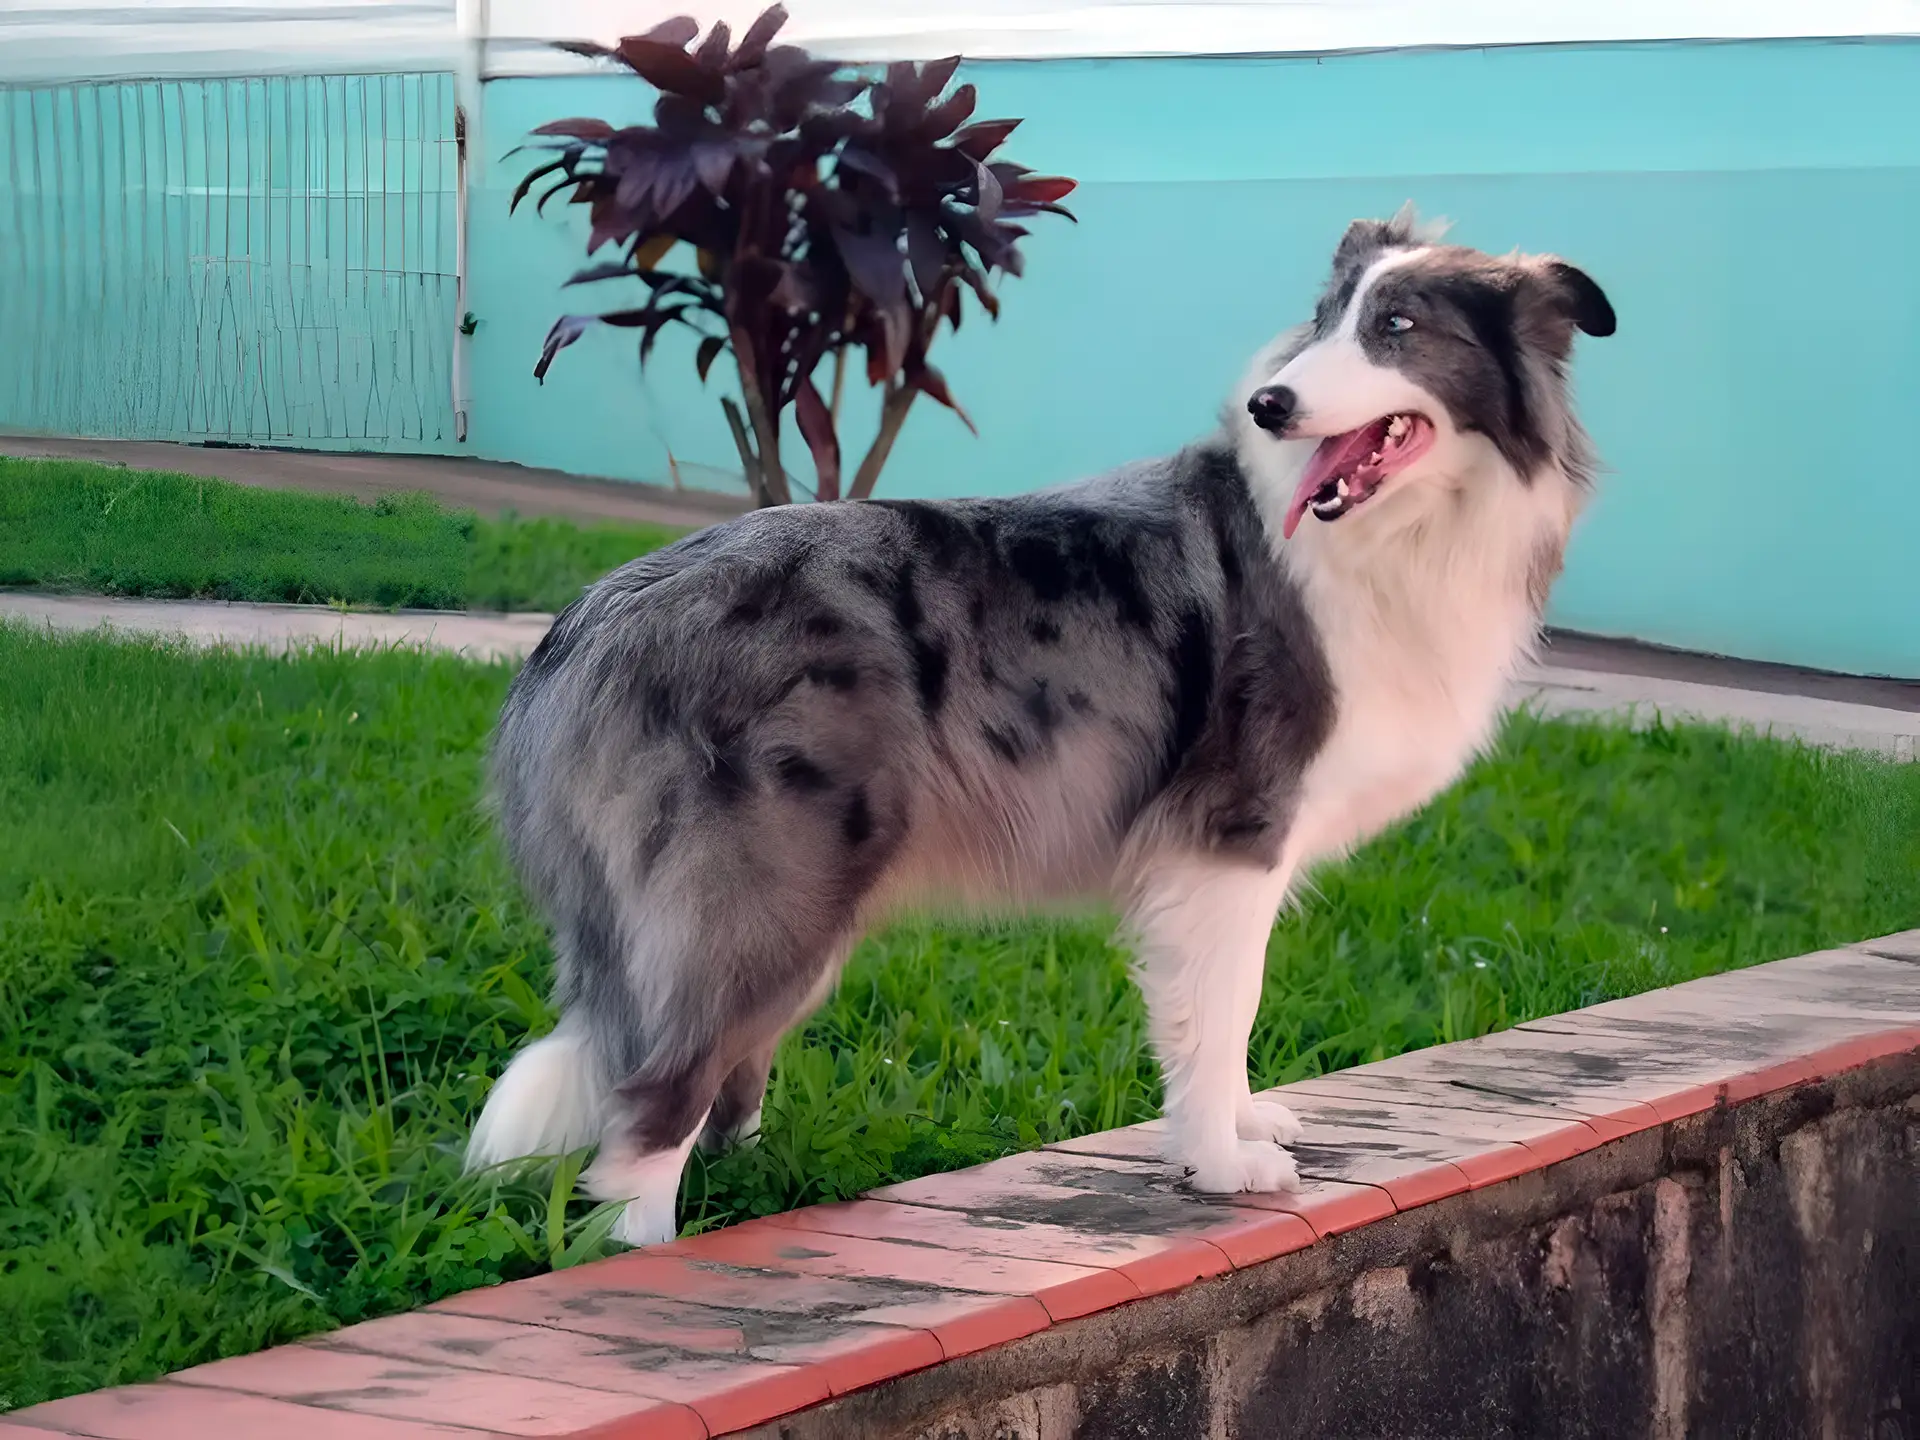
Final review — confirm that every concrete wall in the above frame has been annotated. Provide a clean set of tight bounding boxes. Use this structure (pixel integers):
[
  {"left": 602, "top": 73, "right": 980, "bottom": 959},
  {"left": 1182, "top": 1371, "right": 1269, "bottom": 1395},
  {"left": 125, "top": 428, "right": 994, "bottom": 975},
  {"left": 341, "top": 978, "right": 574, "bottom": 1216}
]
[
  {"left": 466, "top": 38, "right": 1920, "bottom": 676},
  {"left": 737, "top": 1051, "right": 1920, "bottom": 1440}
]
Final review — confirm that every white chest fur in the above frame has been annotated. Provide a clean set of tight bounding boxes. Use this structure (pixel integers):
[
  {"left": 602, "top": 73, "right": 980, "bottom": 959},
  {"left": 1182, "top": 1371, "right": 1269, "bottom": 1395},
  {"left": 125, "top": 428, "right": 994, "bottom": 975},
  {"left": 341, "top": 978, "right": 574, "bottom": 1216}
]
[{"left": 1278, "top": 469, "right": 1569, "bottom": 871}]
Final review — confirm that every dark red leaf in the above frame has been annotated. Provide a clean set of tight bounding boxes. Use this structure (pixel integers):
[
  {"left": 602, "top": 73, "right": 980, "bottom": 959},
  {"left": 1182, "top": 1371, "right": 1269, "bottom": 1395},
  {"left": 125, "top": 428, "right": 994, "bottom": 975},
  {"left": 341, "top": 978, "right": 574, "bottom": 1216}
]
[
  {"left": 695, "top": 19, "right": 731, "bottom": 67},
  {"left": 653, "top": 93, "right": 710, "bottom": 137},
  {"left": 727, "top": 5, "right": 788, "bottom": 70},
  {"left": 1006, "top": 174, "right": 1077, "bottom": 204},
  {"left": 767, "top": 262, "right": 818, "bottom": 313},
  {"left": 795, "top": 377, "right": 842, "bottom": 500},
  {"left": 889, "top": 56, "right": 961, "bottom": 113},
  {"left": 691, "top": 138, "right": 736, "bottom": 193},
  {"left": 641, "top": 16, "right": 701, "bottom": 46},
  {"left": 904, "top": 212, "right": 947, "bottom": 303},
  {"left": 696, "top": 334, "right": 727, "bottom": 382},
  {"left": 883, "top": 62, "right": 918, "bottom": 103},
  {"left": 531, "top": 117, "right": 614, "bottom": 141},
  {"left": 953, "top": 118, "right": 1020, "bottom": 161},
  {"left": 534, "top": 176, "right": 584, "bottom": 216},
  {"left": 639, "top": 308, "right": 683, "bottom": 366},
  {"left": 565, "top": 259, "right": 636, "bottom": 286},
  {"left": 836, "top": 146, "right": 899, "bottom": 200},
  {"left": 919, "top": 83, "right": 976, "bottom": 141},
  {"left": 534, "top": 314, "right": 594, "bottom": 381},
  {"left": 651, "top": 156, "right": 700, "bottom": 219},
  {"left": 587, "top": 206, "right": 637, "bottom": 255},
  {"left": 957, "top": 264, "right": 1000, "bottom": 319},
  {"left": 510, "top": 154, "right": 572, "bottom": 214},
  {"left": 613, "top": 151, "right": 659, "bottom": 211},
  {"left": 972, "top": 158, "right": 1003, "bottom": 222},
  {"left": 1001, "top": 199, "right": 1077, "bottom": 223},
  {"left": 919, "top": 56, "right": 964, "bottom": 100},
  {"left": 596, "top": 310, "right": 656, "bottom": 327},
  {"left": 614, "top": 38, "right": 727, "bottom": 104},
  {"left": 833, "top": 224, "right": 906, "bottom": 309},
  {"left": 912, "top": 361, "right": 975, "bottom": 431},
  {"left": 769, "top": 59, "right": 859, "bottom": 127}
]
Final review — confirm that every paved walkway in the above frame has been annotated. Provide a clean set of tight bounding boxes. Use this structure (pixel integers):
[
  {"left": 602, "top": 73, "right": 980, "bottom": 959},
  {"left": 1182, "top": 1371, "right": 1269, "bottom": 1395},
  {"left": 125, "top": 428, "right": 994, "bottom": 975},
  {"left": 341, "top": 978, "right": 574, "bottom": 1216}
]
[
  {"left": 0, "top": 435, "right": 748, "bottom": 530},
  {"left": 1512, "top": 657, "right": 1920, "bottom": 761},
  {"left": 4, "top": 592, "right": 1917, "bottom": 759},
  {"left": 9, "top": 933, "right": 1918, "bottom": 1439}
]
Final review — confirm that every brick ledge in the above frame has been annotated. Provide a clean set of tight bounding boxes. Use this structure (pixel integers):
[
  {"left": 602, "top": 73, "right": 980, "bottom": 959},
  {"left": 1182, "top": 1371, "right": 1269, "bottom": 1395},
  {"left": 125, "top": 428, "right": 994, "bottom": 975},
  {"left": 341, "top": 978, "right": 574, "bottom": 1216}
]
[{"left": 9, "top": 932, "right": 1919, "bottom": 1440}]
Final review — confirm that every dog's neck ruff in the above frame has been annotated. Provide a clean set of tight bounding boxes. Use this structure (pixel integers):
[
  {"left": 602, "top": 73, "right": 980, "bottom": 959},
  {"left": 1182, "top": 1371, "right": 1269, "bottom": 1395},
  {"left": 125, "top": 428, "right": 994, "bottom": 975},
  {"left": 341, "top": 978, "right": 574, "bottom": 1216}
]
[{"left": 1239, "top": 423, "right": 1577, "bottom": 867}]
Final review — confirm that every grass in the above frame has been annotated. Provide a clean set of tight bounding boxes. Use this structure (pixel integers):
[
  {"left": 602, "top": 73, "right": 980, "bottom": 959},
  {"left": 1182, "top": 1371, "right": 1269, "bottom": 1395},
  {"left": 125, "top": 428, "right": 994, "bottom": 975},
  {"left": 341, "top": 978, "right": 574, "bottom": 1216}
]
[
  {"left": 0, "top": 457, "right": 682, "bottom": 613},
  {"left": 3, "top": 624, "right": 1918, "bottom": 1411}
]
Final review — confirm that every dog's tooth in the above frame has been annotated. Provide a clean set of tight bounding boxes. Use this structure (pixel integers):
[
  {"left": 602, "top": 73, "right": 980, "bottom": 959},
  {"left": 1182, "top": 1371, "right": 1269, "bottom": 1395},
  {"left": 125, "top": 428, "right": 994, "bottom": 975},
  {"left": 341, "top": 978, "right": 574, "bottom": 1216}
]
[
  {"left": 1388, "top": 415, "right": 1408, "bottom": 438},
  {"left": 1335, "top": 477, "right": 1350, "bottom": 498}
]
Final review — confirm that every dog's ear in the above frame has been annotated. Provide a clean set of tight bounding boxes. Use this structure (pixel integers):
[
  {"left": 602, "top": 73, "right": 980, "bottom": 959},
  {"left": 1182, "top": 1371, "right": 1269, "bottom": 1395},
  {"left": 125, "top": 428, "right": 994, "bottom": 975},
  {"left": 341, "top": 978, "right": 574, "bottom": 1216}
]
[
  {"left": 1335, "top": 205, "right": 1451, "bottom": 275},
  {"left": 1333, "top": 217, "right": 1396, "bottom": 273},
  {"left": 1537, "top": 258, "right": 1616, "bottom": 338}
]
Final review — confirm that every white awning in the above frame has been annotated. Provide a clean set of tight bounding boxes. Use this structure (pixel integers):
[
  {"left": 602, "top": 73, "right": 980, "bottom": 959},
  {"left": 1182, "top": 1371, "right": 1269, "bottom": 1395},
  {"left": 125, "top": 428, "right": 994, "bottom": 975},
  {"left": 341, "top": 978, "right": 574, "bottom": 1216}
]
[
  {"left": 482, "top": 0, "right": 1920, "bottom": 75},
  {"left": 0, "top": 0, "right": 459, "bottom": 82},
  {"left": 4, "top": 0, "right": 1917, "bottom": 84}
]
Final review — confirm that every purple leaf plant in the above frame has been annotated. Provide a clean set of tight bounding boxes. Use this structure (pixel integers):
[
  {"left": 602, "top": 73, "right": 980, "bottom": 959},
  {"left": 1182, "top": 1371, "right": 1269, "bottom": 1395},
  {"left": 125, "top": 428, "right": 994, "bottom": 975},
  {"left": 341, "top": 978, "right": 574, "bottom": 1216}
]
[{"left": 516, "top": 4, "right": 1076, "bottom": 504}]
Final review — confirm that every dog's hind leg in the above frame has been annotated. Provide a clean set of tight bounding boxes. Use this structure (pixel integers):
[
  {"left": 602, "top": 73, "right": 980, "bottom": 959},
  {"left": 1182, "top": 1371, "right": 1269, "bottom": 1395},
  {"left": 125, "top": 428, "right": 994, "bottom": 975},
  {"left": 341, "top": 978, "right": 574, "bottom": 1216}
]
[
  {"left": 1127, "top": 852, "right": 1300, "bottom": 1195},
  {"left": 581, "top": 928, "right": 856, "bottom": 1246},
  {"left": 698, "top": 1042, "right": 775, "bottom": 1154},
  {"left": 697, "top": 962, "right": 845, "bottom": 1155}
]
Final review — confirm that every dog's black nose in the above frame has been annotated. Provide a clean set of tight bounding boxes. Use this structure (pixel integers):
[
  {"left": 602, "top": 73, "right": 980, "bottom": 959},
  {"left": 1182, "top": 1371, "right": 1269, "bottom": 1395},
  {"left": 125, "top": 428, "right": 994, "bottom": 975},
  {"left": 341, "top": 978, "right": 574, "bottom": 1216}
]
[{"left": 1247, "top": 385, "right": 1297, "bottom": 433}]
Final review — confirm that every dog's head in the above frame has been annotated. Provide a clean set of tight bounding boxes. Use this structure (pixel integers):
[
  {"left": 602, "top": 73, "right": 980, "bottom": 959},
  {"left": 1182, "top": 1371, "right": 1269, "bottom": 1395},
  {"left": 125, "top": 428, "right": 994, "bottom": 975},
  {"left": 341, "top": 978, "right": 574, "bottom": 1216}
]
[{"left": 1243, "top": 207, "right": 1614, "bottom": 541}]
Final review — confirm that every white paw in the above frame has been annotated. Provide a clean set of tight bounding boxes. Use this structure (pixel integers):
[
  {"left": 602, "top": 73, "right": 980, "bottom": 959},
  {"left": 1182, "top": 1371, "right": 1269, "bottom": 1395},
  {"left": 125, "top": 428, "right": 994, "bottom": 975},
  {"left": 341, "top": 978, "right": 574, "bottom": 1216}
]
[
  {"left": 1238, "top": 1096, "right": 1304, "bottom": 1145},
  {"left": 1186, "top": 1138, "right": 1302, "bottom": 1195},
  {"left": 609, "top": 1196, "right": 678, "bottom": 1248}
]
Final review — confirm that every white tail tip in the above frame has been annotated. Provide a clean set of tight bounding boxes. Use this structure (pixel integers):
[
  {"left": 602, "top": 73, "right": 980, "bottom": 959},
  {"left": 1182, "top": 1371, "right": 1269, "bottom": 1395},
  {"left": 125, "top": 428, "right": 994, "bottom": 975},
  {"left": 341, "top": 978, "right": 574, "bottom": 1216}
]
[{"left": 465, "top": 1026, "right": 604, "bottom": 1173}]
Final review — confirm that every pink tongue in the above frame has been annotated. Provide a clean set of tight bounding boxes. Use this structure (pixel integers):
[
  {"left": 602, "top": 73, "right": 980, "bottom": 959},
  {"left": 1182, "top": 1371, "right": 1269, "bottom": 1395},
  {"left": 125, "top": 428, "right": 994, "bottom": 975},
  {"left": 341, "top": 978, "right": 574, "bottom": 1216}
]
[{"left": 1283, "top": 422, "right": 1386, "bottom": 539}]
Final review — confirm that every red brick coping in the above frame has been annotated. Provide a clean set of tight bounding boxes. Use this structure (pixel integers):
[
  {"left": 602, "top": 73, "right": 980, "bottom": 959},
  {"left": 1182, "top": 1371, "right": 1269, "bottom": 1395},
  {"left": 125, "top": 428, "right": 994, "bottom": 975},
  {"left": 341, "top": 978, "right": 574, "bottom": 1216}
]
[{"left": 10, "top": 933, "right": 1919, "bottom": 1440}]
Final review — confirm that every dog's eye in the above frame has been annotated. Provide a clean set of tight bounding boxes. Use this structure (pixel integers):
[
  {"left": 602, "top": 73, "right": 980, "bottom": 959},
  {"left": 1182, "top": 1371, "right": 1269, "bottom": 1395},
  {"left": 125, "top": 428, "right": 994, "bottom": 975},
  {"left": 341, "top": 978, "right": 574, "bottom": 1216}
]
[{"left": 1384, "top": 314, "right": 1414, "bottom": 334}]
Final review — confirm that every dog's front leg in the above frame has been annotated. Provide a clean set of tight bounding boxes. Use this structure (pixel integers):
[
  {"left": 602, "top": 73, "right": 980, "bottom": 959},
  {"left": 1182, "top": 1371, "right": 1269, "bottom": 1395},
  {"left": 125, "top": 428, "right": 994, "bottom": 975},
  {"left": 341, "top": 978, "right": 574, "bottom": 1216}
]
[{"left": 1128, "top": 855, "right": 1301, "bottom": 1194}]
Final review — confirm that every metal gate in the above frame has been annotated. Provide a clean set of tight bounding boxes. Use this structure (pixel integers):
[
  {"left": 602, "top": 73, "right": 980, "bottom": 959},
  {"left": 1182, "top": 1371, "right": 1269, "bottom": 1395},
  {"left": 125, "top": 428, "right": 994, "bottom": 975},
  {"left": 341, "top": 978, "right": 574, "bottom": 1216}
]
[{"left": 0, "top": 72, "right": 458, "bottom": 447}]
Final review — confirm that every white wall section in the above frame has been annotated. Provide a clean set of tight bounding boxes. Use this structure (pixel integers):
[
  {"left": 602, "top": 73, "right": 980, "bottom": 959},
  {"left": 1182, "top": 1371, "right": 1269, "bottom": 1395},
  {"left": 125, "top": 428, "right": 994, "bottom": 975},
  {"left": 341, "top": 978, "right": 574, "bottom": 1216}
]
[{"left": 6, "top": 0, "right": 1919, "bottom": 83}]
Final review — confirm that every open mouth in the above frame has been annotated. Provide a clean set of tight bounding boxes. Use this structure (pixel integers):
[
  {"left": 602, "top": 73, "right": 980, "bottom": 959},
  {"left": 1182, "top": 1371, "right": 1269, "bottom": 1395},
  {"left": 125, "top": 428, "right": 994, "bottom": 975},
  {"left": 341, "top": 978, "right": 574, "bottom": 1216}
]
[{"left": 1282, "top": 412, "right": 1435, "bottom": 539}]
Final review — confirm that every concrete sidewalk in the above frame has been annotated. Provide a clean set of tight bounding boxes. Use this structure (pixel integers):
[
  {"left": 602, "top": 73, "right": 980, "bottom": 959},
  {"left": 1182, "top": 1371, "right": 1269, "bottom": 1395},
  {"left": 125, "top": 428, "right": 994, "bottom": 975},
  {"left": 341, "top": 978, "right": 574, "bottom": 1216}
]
[
  {"left": 5, "top": 591, "right": 1917, "bottom": 760},
  {"left": 0, "top": 592, "right": 551, "bottom": 664},
  {"left": 1511, "top": 658, "right": 1918, "bottom": 762}
]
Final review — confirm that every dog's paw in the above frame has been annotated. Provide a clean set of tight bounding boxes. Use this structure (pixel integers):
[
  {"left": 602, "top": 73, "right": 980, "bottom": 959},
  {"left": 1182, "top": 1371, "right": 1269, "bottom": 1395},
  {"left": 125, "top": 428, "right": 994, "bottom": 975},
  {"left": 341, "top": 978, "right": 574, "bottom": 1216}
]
[
  {"left": 1238, "top": 1096, "right": 1304, "bottom": 1145},
  {"left": 1187, "top": 1139, "right": 1302, "bottom": 1195},
  {"left": 696, "top": 1106, "right": 763, "bottom": 1156},
  {"left": 609, "top": 1196, "right": 678, "bottom": 1248}
]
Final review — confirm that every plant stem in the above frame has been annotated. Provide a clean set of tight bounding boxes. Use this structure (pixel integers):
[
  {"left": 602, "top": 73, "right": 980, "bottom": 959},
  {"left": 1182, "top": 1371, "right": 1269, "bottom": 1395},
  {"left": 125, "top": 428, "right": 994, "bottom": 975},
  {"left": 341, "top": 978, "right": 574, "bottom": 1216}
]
[
  {"left": 829, "top": 345, "right": 848, "bottom": 428},
  {"left": 718, "top": 397, "right": 766, "bottom": 507},
  {"left": 730, "top": 331, "right": 791, "bottom": 507},
  {"left": 847, "top": 383, "right": 917, "bottom": 501}
]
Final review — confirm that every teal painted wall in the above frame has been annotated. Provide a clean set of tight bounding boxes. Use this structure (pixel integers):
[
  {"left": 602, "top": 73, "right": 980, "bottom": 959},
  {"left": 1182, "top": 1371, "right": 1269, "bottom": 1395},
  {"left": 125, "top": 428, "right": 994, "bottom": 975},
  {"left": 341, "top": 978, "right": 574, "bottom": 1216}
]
[
  {"left": 331, "top": 42, "right": 1920, "bottom": 672},
  {"left": 0, "top": 73, "right": 459, "bottom": 448}
]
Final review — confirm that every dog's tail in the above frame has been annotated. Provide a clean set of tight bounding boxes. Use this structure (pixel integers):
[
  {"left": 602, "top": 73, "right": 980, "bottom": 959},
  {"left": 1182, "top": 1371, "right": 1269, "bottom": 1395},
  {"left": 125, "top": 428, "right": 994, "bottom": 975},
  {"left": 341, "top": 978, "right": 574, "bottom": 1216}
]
[{"left": 465, "top": 1022, "right": 605, "bottom": 1173}]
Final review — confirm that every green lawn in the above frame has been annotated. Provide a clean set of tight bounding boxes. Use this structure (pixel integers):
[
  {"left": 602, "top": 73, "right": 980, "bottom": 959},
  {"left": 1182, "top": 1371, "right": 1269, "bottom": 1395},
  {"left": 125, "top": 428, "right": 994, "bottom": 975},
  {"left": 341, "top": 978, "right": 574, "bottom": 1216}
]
[
  {"left": 0, "top": 457, "right": 682, "bottom": 613},
  {"left": 3, "top": 624, "right": 1917, "bottom": 1411}
]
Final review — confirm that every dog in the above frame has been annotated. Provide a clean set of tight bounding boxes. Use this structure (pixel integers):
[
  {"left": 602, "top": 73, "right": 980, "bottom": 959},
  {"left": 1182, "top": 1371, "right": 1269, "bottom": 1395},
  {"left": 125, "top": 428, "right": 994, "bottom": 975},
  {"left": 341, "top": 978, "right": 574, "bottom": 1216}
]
[{"left": 466, "top": 206, "right": 1615, "bottom": 1245}]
